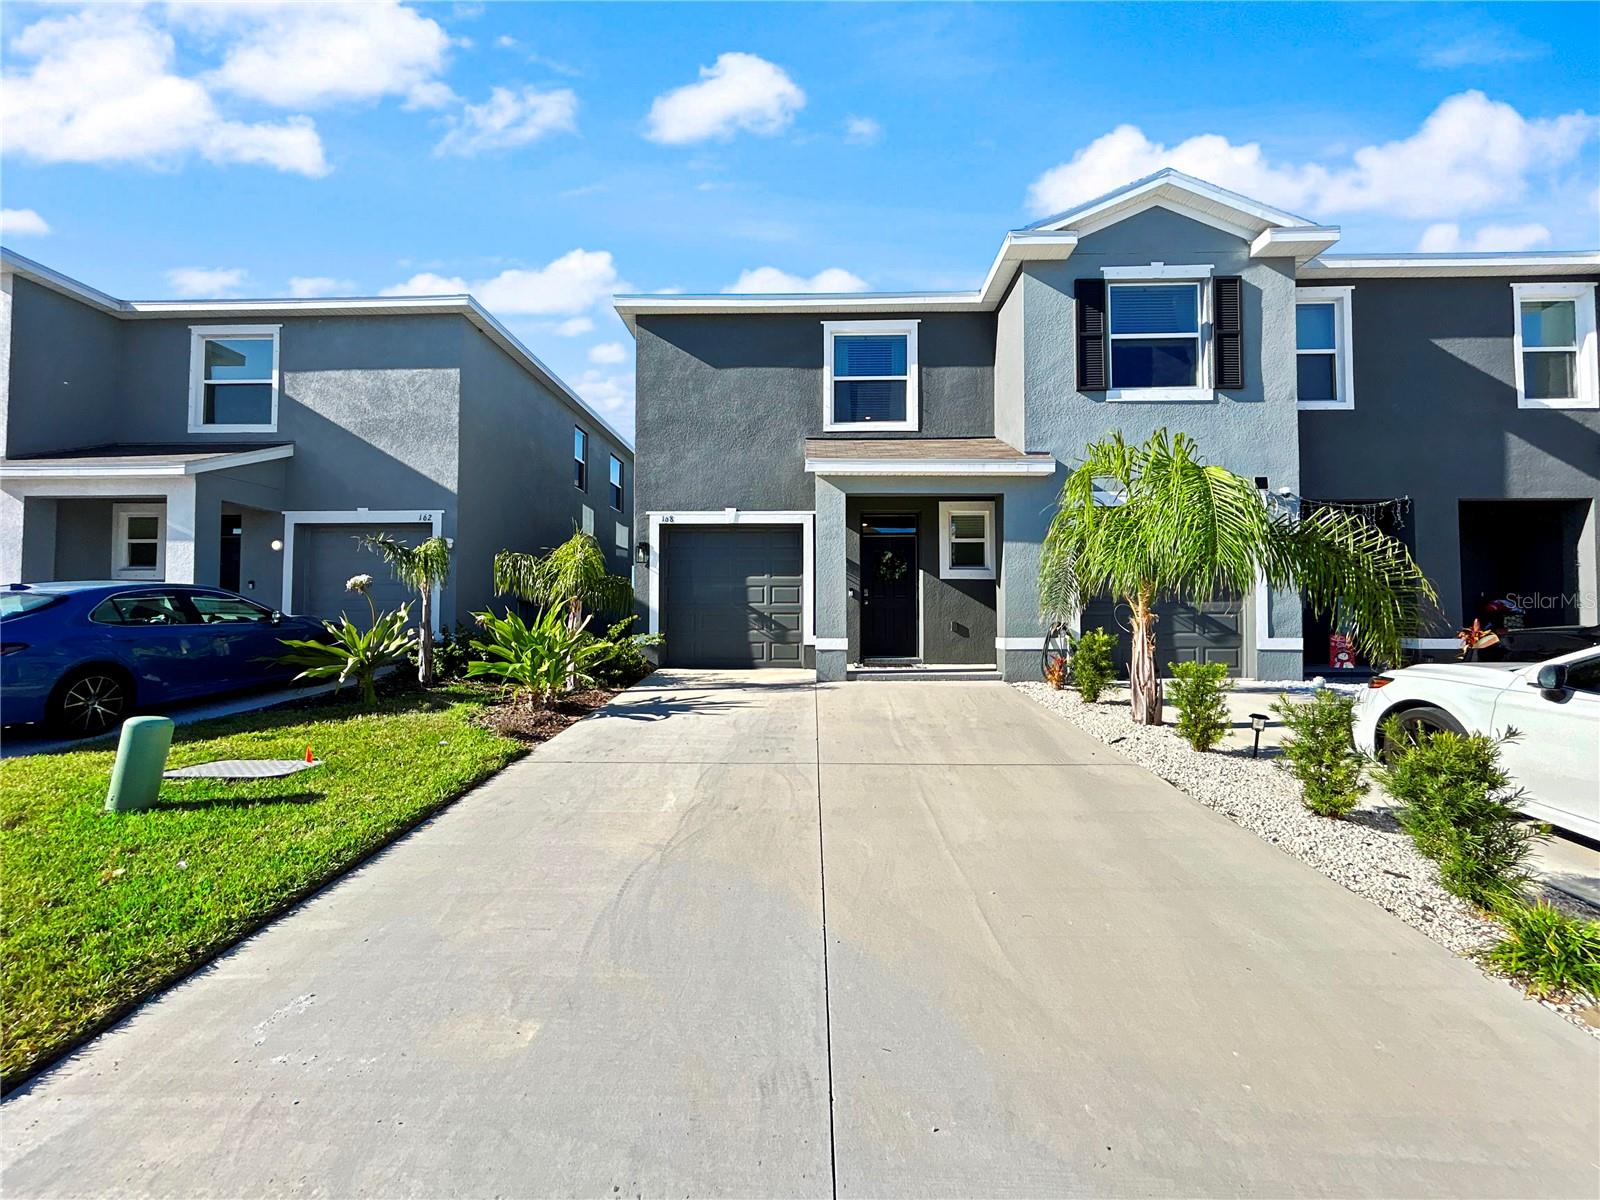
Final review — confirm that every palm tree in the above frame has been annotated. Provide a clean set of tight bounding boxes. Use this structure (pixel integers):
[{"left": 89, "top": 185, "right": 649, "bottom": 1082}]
[
  {"left": 360, "top": 532, "right": 452, "bottom": 686},
  {"left": 1040, "top": 430, "right": 1436, "bottom": 725},
  {"left": 493, "top": 529, "right": 632, "bottom": 634}
]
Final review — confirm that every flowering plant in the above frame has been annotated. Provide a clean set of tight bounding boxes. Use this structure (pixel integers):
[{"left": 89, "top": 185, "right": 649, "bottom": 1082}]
[{"left": 1044, "top": 654, "right": 1069, "bottom": 689}]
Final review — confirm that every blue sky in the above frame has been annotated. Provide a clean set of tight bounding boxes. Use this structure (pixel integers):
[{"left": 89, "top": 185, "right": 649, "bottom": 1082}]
[{"left": 3, "top": 1, "right": 1598, "bottom": 440}]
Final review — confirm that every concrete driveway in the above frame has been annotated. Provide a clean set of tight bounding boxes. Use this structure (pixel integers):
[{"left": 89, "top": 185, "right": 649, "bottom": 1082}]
[{"left": 4, "top": 673, "right": 1596, "bottom": 1198}]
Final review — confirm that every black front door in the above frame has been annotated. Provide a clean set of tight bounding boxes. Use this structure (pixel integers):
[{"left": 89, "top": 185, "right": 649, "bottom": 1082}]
[
  {"left": 219, "top": 514, "right": 243, "bottom": 593},
  {"left": 862, "top": 526, "right": 918, "bottom": 659}
]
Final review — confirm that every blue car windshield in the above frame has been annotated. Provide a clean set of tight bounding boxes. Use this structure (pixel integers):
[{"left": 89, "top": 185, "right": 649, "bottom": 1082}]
[{"left": 0, "top": 592, "right": 63, "bottom": 618}]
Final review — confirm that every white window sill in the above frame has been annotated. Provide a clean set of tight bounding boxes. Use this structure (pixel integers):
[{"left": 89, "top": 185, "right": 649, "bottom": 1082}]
[
  {"left": 1104, "top": 387, "right": 1215, "bottom": 404},
  {"left": 188, "top": 423, "right": 279, "bottom": 434},
  {"left": 1297, "top": 400, "right": 1354, "bottom": 411},
  {"left": 941, "top": 566, "right": 995, "bottom": 581},
  {"left": 1517, "top": 396, "right": 1599, "bottom": 410}
]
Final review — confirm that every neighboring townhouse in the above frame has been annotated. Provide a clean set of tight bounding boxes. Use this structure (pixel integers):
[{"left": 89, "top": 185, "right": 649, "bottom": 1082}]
[
  {"left": 618, "top": 170, "right": 1599, "bottom": 681},
  {"left": 0, "top": 250, "right": 633, "bottom": 631}
]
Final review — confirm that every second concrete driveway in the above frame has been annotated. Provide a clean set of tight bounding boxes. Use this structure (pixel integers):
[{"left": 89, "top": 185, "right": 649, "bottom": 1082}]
[{"left": 4, "top": 674, "right": 1597, "bottom": 1198}]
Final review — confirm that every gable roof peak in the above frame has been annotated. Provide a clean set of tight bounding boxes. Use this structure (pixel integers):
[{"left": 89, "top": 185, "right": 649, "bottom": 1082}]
[{"left": 1023, "top": 168, "right": 1322, "bottom": 238}]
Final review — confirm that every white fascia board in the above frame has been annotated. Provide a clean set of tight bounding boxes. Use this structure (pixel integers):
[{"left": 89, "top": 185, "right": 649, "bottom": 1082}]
[
  {"left": 1251, "top": 226, "right": 1342, "bottom": 262},
  {"left": 804, "top": 457, "right": 1056, "bottom": 477},
  {"left": 187, "top": 444, "right": 296, "bottom": 473},
  {"left": 1300, "top": 252, "right": 1600, "bottom": 279},
  {"left": 1026, "top": 169, "right": 1317, "bottom": 236},
  {"left": 2, "top": 445, "right": 295, "bottom": 478}
]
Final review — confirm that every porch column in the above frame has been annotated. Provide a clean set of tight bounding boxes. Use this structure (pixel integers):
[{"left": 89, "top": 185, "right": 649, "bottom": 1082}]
[
  {"left": 164, "top": 479, "right": 198, "bottom": 584},
  {"left": 996, "top": 475, "right": 1057, "bottom": 682},
  {"left": 813, "top": 476, "right": 848, "bottom": 681}
]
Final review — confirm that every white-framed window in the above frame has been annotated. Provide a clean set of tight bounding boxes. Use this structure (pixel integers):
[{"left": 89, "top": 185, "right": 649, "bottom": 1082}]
[
  {"left": 112, "top": 503, "right": 165, "bottom": 580},
  {"left": 1512, "top": 282, "right": 1598, "bottom": 410},
  {"left": 1295, "top": 286, "right": 1355, "bottom": 411},
  {"left": 574, "top": 427, "right": 588, "bottom": 491},
  {"left": 609, "top": 454, "right": 624, "bottom": 511},
  {"left": 188, "top": 325, "right": 280, "bottom": 432},
  {"left": 822, "top": 319, "right": 919, "bottom": 431},
  {"left": 1105, "top": 279, "right": 1209, "bottom": 402},
  {"left": 938, "top": 500, "right": 994, "bottom": 580}
]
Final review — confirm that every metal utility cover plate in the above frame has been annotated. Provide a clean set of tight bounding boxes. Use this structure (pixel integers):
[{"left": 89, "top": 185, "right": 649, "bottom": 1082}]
[{"left": 164, "top": 759, "right": 322, "bottom": 779}]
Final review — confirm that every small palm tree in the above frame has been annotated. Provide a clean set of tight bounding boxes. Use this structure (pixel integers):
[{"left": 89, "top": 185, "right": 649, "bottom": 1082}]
[
  {"left": 493, "top": 530, "right": 632, "bottom": 633},
  {"left": 1040, "top": 430, "right": 1436, "bottom": 725},
  {"left": 361, "top": 532, "right": 452, "bottom": 686}
]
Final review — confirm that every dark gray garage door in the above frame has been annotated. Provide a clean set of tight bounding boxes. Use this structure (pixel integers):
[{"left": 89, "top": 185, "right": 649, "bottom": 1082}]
[
  {"left": 662, "top": 525, "right": 803, "bottom": 668},
  {"left": 1080, "top": 593, "right": 1243, "bottom": 677},
  {"left": 294, "top": 523, "right": 431, "bottom": 627}
]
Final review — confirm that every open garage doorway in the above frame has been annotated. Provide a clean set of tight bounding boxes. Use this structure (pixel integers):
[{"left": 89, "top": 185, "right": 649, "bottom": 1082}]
[{"left": 1459, "top": 499, "right": 1592, "bottom": 628}]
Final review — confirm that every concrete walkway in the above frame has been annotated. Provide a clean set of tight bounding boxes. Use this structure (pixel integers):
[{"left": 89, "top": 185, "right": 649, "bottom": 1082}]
[{"left": 4, "top": 673, "right": 1596, "bottom": 1198}]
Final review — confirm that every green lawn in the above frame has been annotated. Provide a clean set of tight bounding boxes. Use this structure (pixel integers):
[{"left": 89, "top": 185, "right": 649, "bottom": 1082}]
[{"left": 0, "top": 685, "right": 523, "bottom": 1083}]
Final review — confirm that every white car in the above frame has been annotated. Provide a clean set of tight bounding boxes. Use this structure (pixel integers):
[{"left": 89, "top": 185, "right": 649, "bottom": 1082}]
[{"left": 1353, "top": 645, "right": 1600, "bottom": 841}]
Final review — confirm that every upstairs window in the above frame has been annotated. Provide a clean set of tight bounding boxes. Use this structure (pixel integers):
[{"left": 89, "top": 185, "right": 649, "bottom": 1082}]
[
  {"left": 609, "top": 454, "right": 624, "bottom": 511},
  {"left": 1513, "top": 283, "right": 1597, "bottom": 410},
  {"left": 189, "top": 325, "right": 279, "bottom": 432},
  {"left": 822, "top": 320, "right": 919, "bottom": 431},
  {"left": 1108, "top": 283, "right": 1200, "bottom": 392},
  {"left": 574, "top": 427, "right": 588, "bottom": 491},
  {"left": 1295, "top": 286, "right": 1354, "bottom": 410}
]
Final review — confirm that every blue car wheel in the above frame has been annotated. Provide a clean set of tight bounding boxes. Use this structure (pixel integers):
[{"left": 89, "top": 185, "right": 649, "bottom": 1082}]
[{"left": 49, "top": 664, "right": 133, "bottom": 737}]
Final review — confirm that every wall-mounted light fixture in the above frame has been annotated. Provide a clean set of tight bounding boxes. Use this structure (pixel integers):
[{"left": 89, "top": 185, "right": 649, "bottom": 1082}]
[
  {"left": 634, "top": 541, "right": 650, "bottom": 566},
  {"left": 269, "top": 538, "right": 284, "bottom": 552}
]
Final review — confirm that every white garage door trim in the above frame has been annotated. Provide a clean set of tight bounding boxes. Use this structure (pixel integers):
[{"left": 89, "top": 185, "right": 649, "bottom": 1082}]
[
  {"left": 282, "top": 508, "right": 444, "bottom": 635},
  {"left": 645, "top": 510, "right": 814, "bottom": 647}
]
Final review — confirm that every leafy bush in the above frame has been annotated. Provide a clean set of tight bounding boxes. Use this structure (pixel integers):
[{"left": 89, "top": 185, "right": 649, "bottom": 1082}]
[
  {"left": 1166, "top": 661, "right": 1232, "bottom": 751},
  {"left": 592, "top": 617, "right": 663, "bottom": 686},
  {"left": 1071, "top": 627, "right": 1116, "bottom": 703},
  {"left": 1043, "top": 653, "right": 1069, "bottom": 690},
  {"left": 1377, "top": 722, "right": 1543, "bottom": 907},
  {"left": 278, "top": 604, "right": 417, "bottom": 706},
  {"left": 1486, "top": 899, "right": 1600, "bottom": 1001},
  {"left": 1272, "top": 690, "right": 1368, "bottom": 818},
  {"left": 466, "top": 607, "right": 615, "bottom": 709},
  {"left": 424, "top": 622, "right": 479, "bottom": 680}
]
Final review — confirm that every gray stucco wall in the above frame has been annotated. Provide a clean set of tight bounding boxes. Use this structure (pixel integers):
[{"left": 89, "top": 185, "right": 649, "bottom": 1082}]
[
  {"left": 1017, "top": 207, "right": 1306, "bottom": 675},
  {"left": 53, "top": 498, "right": 114, "bottom": 578},
  {"left": 458, "top": 325, "right": 633, "bottom": 620},
  {"left": 1299, "top": 276, "right": 1600, "bottom": 628},
  {"left": 3, "top": 277, "right": 123, "bottom": 458}
]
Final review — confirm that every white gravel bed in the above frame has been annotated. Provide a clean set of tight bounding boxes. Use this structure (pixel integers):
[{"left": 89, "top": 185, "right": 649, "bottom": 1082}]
[{"left": 1015, "top": 680, "right": 1600, "bottom": 1034}]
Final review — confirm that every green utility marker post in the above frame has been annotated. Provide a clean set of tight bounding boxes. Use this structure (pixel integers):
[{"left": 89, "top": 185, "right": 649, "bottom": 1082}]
[{"left": 105, "top": 716, "right": 174, "bottom": 813}]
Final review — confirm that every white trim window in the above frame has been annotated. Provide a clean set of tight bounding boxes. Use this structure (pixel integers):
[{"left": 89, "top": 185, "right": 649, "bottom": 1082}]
[
  {"left": 188, "top": 325, "right": 280, "bottom": 432},
  {"left": 608, "top": 454, "right": 624, "bottom": 512},
  {"left": 112, "top": 503, "right": 165, "bottom": 580},
  {"left": 938, "top": 500, "right": 995, "bottom": 580},
  {"left": 574, "top": 427, "right": 588, "bottom": 491},
  {"left": 1512, "top": 282, "right": 1598, "bottom": 410},
  {"left": 1105, "top": 280, "right": 1209, "bottom": 402},
  {"left": 822, "top": 320, "right": 919, "bottom": 431},
  {"left": 1295, "top": 286, "right": 1355, "bottom": 410}
]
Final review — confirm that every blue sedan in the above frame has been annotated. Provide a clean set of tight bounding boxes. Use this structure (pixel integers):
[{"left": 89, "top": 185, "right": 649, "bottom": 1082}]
[{"left": 1, "top": 582, "right": 331, "bottom": 737}]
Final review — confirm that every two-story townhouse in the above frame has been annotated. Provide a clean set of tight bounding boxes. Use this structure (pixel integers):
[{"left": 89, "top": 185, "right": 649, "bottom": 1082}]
[
  {"left": 0, "top": 250, "right": 634, "bottom": 631},
  {"left": 618, "top": 170, "right": 1599, "bottom": 682}
]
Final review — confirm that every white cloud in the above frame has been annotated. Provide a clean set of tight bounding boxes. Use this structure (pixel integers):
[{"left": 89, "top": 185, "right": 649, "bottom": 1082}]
[
  {"left": 1025, "top": 91, "right": 1599, "bottom": 223},
  {"left": 725, "top": 267, "right": 868, "bottom": 294},
  {"left": 0, "top": 209, "right": 51, "bottom": 237},
  {"left": 844, "top": 116, "right": 882, "bottom": 145},
  {"left": 287, "top": 275, "right": 360, "bottom": 297},
  {"left": 556, "top": 317, "right": 595, "bottom": 336},
  {"left": 573, "top": 368, "right": 635, "bottom": 434},
  {"left": 645, "top": 52, "right": 804, "bottom": 145},
  {"left": 1416, "top": 222, "right": 1552, "bottom": 253},
  {"left": 588, "top": 341, "right": 627, "bottom": 364},
  {"left": 1415, "top": 19, "right": 1548, "bottom": 69},
  {"left": 495, "top": 35, "right": 519, "bottom": 49},
  {"left": 434, "top": 85, "right": 577, "bottom": 156},
  {"left": 0, "top": 7, "right": 328, "bottom": 176},
  {"left": 382, "top": 249, "right": 622, "bottom": 316},
  {"left": 192, "top": 1, "right": 455, "bottom": 110},
  {"left": 167, "top": 266, "right": 249, "bottom": 296}
]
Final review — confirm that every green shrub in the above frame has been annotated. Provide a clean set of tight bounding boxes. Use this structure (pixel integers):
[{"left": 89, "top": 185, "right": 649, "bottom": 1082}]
[
  {"left": 1377, "top": 722, "right": 1543, "bottom": 907},
  {"left": 1167, "top": 661, "right": 1231, "bottom": 751},
  {"left": 1272, "top": 690, "right": 1368, "bottom": 818},
  {"left": 278, "top": 603, "right": 417, "bottom": 706},
  {"left": 421, "top": 622, "right": 478, "bottom": 680},
  {"left": 593, "top": 617, "right": 664, "bottom": 686},
  {"left": 466, "top": 606, "right": 615, "bottom": 709},
  {"left": 1486, "top": 899, "right": 1600, "bottom": 1001},
  {"left": 1071, "top": 627, "right": 1116, "bottom": 703}
]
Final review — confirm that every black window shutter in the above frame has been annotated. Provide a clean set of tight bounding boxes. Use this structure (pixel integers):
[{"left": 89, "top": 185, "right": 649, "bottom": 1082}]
[
  {"left": 1075, "top": 279, "right": 1107, "bottom": 391},
  {"left": 1213, "top": 276, "right": 1244, "bottom": 391}
]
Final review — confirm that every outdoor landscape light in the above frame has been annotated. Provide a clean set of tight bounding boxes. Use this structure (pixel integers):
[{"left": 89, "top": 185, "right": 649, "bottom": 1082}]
[{"left": 1249, "top": 713, "right": 1269, "bottom": 758}]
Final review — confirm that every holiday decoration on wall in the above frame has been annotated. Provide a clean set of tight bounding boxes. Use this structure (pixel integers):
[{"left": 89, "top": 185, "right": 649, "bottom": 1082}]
[{"left": 878, "top": 550, "right": 908, "bottom": 582}]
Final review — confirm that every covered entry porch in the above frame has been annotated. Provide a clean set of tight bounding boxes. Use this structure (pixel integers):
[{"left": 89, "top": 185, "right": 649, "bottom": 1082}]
[{"left": 807, "top": 437, "right": 1059, "bottom": 682}]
